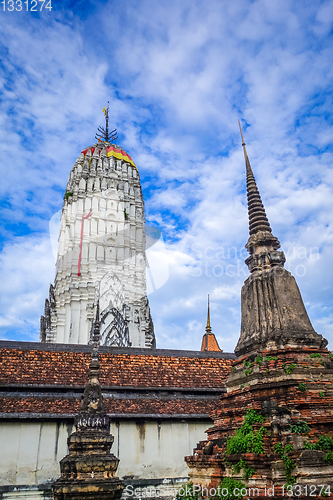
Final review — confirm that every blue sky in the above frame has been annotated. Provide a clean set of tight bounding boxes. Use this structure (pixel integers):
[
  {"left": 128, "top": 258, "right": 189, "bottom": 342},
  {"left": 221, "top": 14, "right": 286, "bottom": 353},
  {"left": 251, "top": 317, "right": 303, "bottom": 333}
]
[{"left": 0, "top": 0, "right": 333, "bottom": 352}]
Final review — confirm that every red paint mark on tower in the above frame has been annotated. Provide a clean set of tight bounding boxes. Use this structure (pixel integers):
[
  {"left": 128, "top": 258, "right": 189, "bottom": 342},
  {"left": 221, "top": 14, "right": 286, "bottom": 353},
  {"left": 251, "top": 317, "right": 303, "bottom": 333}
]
[{"left": 78, "top": 211, "right": 92, "bottom": 276}]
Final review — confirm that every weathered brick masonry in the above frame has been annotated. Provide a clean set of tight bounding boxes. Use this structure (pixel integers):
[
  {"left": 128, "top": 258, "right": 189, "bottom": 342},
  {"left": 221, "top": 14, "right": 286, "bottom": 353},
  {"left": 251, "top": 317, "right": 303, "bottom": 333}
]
[{"left": 186, "top": 346, "right": 333, "bottom": 498}]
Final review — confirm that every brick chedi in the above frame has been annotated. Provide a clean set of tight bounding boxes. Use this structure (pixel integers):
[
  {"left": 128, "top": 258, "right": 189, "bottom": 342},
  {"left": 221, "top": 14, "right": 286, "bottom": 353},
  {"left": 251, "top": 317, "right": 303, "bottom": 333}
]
[
  {"left": 52, "top": 305, "right": 124, "bottom": 500},
  {"left": 185, "top": 123, "right": 333, "bottom": 499},
  {"left": 41, "top": 106, "right": 155, "bottom": 348}
]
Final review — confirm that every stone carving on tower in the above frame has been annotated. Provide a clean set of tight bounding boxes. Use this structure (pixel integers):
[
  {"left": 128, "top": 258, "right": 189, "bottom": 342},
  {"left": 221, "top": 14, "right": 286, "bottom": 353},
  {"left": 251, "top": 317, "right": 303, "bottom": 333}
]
[{"left": 40, "top": 104, "right": 155, "bottom": 348}]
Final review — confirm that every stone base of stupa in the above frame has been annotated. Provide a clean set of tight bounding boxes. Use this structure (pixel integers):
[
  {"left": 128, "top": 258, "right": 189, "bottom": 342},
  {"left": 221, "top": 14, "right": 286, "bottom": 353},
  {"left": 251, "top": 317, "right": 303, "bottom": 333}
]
[
  {"left": 52, "top": 477, "right": 124, "bottom": 500},
  {"left": 52, "top": 412, "right": 124, "bottom": 500},
  {"left": 185, "top": 346, "right": 333, "bottom": 497}
]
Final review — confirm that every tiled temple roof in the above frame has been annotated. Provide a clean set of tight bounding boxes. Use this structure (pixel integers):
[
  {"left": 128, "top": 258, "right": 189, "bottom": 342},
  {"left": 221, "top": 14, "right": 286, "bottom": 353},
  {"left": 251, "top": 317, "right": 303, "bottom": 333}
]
[
  {"left": 0, "top": 341, "right": 235, "bottom": 419},
  {"left": 0, "top": 396, "right": 222, "bottom": 417}
]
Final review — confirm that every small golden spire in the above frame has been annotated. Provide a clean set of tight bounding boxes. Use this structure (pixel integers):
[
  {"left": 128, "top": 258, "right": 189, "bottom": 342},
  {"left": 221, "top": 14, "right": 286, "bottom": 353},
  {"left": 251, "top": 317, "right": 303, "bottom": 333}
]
[
  {"left": 206, "top": 294, "right": 212, "bottom": 334},
  {"left": 201, "top": 296, "right": 222, "bottom": 352}
]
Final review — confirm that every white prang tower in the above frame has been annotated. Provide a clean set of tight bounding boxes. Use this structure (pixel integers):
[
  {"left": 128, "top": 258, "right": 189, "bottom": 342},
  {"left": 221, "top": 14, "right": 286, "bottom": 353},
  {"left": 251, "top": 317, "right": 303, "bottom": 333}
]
[{"left": 40, "top": 106, "right": 155, "bottom": 348}]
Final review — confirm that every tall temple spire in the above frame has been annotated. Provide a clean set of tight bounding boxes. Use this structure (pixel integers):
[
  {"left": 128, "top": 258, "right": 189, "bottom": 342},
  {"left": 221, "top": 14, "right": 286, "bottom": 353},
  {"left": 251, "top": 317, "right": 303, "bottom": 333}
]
[
  {"left": 41, "top": 120, "right": 155, "bottom": 348},
  {"left": 201, "top": 295, "right": 222, "bottom": 352},
  {"left": 235, "top": 122, "right": 326, "bottom": 356},
  {"left": 238, "top": 120, "right": 283, "bottom": 274},
  {"left": 239, "top": 120, "right": 272, "bottom": 236},
  {"left": 206, "top": 294, "right": 212, "bottom": 334}
]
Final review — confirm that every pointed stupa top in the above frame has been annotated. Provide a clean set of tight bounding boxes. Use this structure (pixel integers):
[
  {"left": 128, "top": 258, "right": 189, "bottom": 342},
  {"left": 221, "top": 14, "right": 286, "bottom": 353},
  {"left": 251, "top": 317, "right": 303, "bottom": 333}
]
[
  {"left": 238, "top": 121, "right": 283, "bottom": 272},
  {"left": 235, "top": 123, "right": 327, "bottom": 356},
  {"left": 238, "top": 120, "right": 272, "bottom": 236},
  {"left": 90, "top": 301, "right": 101, "bottom": 362}
]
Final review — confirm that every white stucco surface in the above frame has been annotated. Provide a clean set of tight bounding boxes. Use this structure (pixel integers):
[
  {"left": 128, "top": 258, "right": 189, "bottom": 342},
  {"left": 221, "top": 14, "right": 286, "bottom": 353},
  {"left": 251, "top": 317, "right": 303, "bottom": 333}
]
[
  {"left": 0, "top": 419, "right": 210, "bottom": 494},
  {"left": 41, "top": 144, "right": 155, "bottom": 349}
]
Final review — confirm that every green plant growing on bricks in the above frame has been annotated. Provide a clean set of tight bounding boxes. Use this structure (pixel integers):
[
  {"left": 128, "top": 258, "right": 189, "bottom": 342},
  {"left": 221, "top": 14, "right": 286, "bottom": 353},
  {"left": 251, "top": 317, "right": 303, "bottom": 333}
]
[
  {"left": 303, "top": 434, "right": 333, "bottom": 465},
  {"left": 265, "top": 356, "right": 279, "bottom": 361},
  {"left": 289, "top": 421, "right": 310, "bottom": 434},
  {"left": 225, "top": 409, "right": 266, "bottom": 456},
  {"left": 216, "top": 477, "right": 246, "bottom": 500},
  {"left": 324, "top": 452, "right": 333, "bottom": 465},
  {"left": 273, "top": 442, "right": 295, "bottom": 485},
  {"left": 282, "top": 362, "right": 296, "bottom": 374},
  {"left": 284, "top": 444, "right": 294, "bottom": 454},
  {"left": 232, "top": 458, "right": 255, "bottom": 480},
  {"left": 175, "top": 482, "right": 198, "bottom": 500}
]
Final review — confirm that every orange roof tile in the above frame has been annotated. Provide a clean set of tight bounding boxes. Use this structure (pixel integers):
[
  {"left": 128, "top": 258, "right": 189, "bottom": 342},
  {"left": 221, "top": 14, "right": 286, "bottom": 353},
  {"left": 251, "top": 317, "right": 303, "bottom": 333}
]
[
  {"left": 201, "top": 333, "right": 222, "bottom": 352},
  {"left": 0, "top": 341, "right": 234, "bottom": 418}
]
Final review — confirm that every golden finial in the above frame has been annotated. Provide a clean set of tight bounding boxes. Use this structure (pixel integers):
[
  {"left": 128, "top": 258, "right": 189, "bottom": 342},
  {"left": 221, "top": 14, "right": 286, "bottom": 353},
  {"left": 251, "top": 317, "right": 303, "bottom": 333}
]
[{"left": 206, "top": 294, "right": 212, "bottom": 334}]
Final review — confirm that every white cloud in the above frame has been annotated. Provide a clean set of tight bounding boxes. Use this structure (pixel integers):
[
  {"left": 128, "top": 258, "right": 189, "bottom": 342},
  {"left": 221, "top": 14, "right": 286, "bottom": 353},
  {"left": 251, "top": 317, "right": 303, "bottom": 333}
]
[{"left": 0, "top": 235, "right": 55, "bottom": 340}]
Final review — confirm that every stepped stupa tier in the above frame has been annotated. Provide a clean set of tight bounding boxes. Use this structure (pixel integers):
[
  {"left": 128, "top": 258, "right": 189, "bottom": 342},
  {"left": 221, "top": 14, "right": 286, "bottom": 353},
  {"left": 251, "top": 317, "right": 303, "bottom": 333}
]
[{"left": 41, "top": 141, "right": 155, "bottom": 348}]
